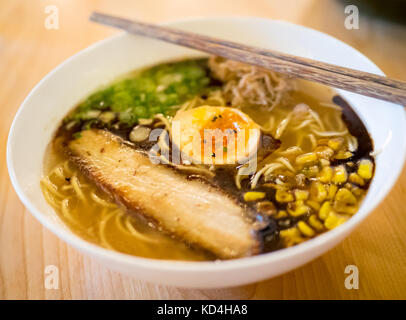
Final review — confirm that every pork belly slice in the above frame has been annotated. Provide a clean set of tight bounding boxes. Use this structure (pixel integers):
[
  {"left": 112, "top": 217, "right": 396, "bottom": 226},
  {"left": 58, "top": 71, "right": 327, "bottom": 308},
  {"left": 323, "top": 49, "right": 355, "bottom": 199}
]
[{"left": 67, "top": 129, "right": 262, "bottom": 259}]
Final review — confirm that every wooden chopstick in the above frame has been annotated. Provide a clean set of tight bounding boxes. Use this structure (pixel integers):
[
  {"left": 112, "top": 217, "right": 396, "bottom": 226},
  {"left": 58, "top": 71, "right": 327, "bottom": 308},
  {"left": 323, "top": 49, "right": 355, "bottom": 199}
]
[{"left": 90, "top": 12, "right": 406, "bottom": 106}]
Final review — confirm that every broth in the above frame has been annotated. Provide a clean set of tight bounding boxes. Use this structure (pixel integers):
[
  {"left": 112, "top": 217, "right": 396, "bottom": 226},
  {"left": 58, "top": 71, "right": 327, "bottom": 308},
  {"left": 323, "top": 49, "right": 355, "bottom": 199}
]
[{"left": 41, "top": 57, "right": 374, "bottom": 260}]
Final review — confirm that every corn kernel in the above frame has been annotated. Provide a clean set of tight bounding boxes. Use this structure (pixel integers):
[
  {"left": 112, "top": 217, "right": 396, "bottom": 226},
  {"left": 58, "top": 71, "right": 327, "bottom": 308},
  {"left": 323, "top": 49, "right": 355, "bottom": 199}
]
[
  {"left": 286, "top": 239, "right": 305, "bottom": 247},
  {"left": 308, "top": 215, "right": 324, "bottom": 231},
  {"left": 357, "top": 159, "right": 373, "bottom": 180},
  {"left": 310, "top": 181, "right": 327, "bottom": 202},
  {"left": 335, "top": 188, "right": 357, "bottom": 205},
  {"left": 319, "top": 159, "right": 330, "bottom": 167},
  {"left": 280, "top": 227, "right": 301, "bottom": 238},
  {"left": 302, "top": 165, "right": 319, "bottom": 178},
  {"left": 256, "top": 201, "right": 276, "bottom": 216},
  {"left": 328, "top": 137, "right": 344, "bottom": 151},
  {"left": 294, "top": 189, "right": 309, "bottom": 201},
  {"left": 334, "top": 201, "right": 358, "bottom": 215},
  {"left": 352, "top": 186, "right": 364, "bottom": 197},
  {"left": 287, "top": 200, "right": 310, "bottom": 217},
  {"left": 296, "top": 152, "right": 318, "bottom": 165},
  {"left": 324, "top": 211, "right": 347, "bottom": 229},
  {"left": 244, "top": 191, "right": 266, "bottom": 202},
  {"left": 315, "top": 146, "right": 334, "bottom": 160},
  {"left": 332, "top": 165, "right": 348, "bottom": 184},
  {"left": 279, "top": 227, "right": 304, "bottom": 246},
  {"left": 297, "top": 221, "right": 315, "bottom": 237},
  {"left": 318, "top": 166, "right": 333, "bottom": 183},
  {"left": 335, "top": 151, "right": 353, "bottom": 160},
  {"left": 307, "top": 200, "right": 320, "bottom": 211},
  {"left": 275, "top": 189, "right": 294, "bottom": 203},
  {"left": 319, "top": 201, "right": 332, "bottom": 220},
  {"left": 279, "top": 227, "right": 305, "bottom": 247},
  {"left": 327, "top": 184, "right": 338, "bottom": 200},
  {"left": 343, "top": 182, "right": 351, "bottom": 188},
  {"left": 276, "top": 210, "right": 288, "bottom": 218}
]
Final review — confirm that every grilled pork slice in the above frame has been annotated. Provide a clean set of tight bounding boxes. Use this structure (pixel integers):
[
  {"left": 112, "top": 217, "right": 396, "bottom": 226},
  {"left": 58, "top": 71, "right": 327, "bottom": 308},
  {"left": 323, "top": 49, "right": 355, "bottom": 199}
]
[{"left": 68, "top": 129, "right": 262, "bottom": 259}]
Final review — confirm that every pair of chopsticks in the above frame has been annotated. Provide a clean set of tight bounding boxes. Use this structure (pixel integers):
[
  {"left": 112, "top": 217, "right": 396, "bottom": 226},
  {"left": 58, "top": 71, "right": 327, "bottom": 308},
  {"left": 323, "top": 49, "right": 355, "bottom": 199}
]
[{"left": 90, "top": 12, "right": 406, "bottom": 106}]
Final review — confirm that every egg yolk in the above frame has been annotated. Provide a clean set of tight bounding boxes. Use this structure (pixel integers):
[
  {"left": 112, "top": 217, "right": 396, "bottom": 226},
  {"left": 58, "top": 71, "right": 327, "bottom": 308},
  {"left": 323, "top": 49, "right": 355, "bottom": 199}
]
[{"left": 172, "top": 106, "right": 260, "bottom": 165}]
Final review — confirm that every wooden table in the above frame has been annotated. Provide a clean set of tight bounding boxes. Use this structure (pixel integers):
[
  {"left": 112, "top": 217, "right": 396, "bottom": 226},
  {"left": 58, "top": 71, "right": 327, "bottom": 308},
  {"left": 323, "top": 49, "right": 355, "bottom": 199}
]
[{"left": 1, "top": 0, "right": 405, "bottom": 300}]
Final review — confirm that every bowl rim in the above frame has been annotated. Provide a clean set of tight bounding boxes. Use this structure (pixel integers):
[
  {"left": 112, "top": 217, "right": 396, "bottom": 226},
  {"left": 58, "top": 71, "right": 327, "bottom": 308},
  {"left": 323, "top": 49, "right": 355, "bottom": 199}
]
[{"left": 7, "top": 16, "right": 406, "bottom": 273}]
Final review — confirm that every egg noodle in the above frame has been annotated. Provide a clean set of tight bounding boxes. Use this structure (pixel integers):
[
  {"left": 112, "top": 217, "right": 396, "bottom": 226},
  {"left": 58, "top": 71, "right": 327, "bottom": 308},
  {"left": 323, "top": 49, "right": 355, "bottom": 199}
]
[{"left": 40, "top": 57, "right": 372, "bottom": 259}]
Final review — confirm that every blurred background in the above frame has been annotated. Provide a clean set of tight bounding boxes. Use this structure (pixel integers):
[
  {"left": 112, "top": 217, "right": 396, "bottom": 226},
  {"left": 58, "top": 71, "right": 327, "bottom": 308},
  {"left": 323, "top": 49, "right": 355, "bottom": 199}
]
[{"left": 0, "top": 0, "right": 405, "bottom": 299}]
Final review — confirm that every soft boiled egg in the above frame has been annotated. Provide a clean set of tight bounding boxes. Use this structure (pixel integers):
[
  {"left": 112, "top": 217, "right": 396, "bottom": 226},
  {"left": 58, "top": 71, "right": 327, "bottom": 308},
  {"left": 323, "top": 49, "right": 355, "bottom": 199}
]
[{"left": 171, "top": 106, "right": 261, "bottom": 165}]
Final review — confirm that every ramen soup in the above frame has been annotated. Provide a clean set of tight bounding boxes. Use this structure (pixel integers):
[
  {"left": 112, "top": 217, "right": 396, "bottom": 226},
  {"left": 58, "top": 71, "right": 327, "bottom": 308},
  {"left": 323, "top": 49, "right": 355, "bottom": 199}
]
[{"left": 41, "top": 57, "right": 374, "bottom": 261}]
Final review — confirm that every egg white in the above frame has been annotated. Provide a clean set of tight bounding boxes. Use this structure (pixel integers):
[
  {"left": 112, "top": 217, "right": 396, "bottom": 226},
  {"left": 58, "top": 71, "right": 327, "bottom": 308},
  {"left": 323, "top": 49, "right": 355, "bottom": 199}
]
[{"left": 172, "top": 106, "right": 261, "bottom": 165}]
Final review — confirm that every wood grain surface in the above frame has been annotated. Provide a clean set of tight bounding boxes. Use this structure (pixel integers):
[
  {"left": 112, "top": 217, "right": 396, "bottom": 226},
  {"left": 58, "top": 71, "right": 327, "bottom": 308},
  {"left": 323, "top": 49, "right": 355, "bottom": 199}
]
[{"left": 1, "top": 0, "right": 405, "bottom": 300}]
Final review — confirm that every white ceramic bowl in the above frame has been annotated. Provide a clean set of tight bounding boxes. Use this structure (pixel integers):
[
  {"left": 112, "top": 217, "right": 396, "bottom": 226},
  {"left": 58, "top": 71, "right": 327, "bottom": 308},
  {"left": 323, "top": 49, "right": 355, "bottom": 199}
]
[{"left": 7, "top": 17, "right": 406, "bottom": 288}]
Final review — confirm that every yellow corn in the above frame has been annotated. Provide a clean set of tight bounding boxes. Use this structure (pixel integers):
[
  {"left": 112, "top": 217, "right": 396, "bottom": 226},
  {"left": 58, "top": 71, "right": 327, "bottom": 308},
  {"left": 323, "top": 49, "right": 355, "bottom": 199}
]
[
  {"left": 335, "top": 188, "right": 357, "bottom": 205},
  {"left": 275, "top": 189, "right": 294, "bottom": 203},
  {"left": 279, "top": 227, "right": 304, "bottom": 246},
  {"left": 302, "top": 165, "right": 319, "bottom": 178},
  {"left": 287, "top": 200, "right": 310, "bottom": 217},
  {"left": 351, "top": 186, "right": 364, "bottom": 197},
  {"left": 327, "top": 184, "right": 338, "bottom": 200},
  {"left": 344, "top": 182, "right": 353, "bottom": 190},
  {"left": 333, "top": 186, "right": 358, "bottom": 215},
  {"left": 297, "top": 221, "right": 315, "bottom": 237},
  {"left": 307, "top": 200, "right": 321, "bottom": 211},
  {"left": 332, "top": 165, "right": 348, "bottom": 184},
  {"left": 276, "top": 210, "right": 288, "bottom": 218},
  {"left": 315, "top": 146, "right": 334, "bottom": 160},
  {"left": 296, "top": 152, "right": 318, "bottom": 165},
  {"left": 310, "top": 181, "right": 327, "bottom": 202},
  {"left": 308, "top": 214, "right": 324, "bottom": 231},
  {"left": 280, "top": 227, "right": 301, "bottom": 238},
  {"left": 357, "top": 159, "right": 373, "bottom": 180},
  {"left": 294, "top": 189, "right": 309, "bottom": 201},
  {"left": 328, "top": 137, "right": 344, "bottom": 151},
  {"left": 324, "top": 211, "right": 347, "bottom": 230},
  {"left": 318, "top": 166, "right": 333, "bottom": 183},
  {"left": 335, "top": 151, "right": 353, "bottom": 160},
  {"left": 349, "top": 173, "right": 365, "bottom": 186},
  {"left": 319, "top": 159, "right": 330, "bottom": 167},
  {"left": 244, "top": 191, "right": 266, "bottom": 202},
  {"left": 333, "top": 201, "right": 358, "bottom": 215},
  {"left": 319, "top": 201, "right": 332, "bottom": 220}
]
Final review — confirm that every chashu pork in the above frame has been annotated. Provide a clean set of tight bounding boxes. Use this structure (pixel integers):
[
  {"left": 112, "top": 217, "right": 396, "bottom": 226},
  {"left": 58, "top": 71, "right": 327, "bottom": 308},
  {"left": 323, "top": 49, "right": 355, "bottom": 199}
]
[{"left": 67, "top": 129, "right": 264, "bottom": 259}]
